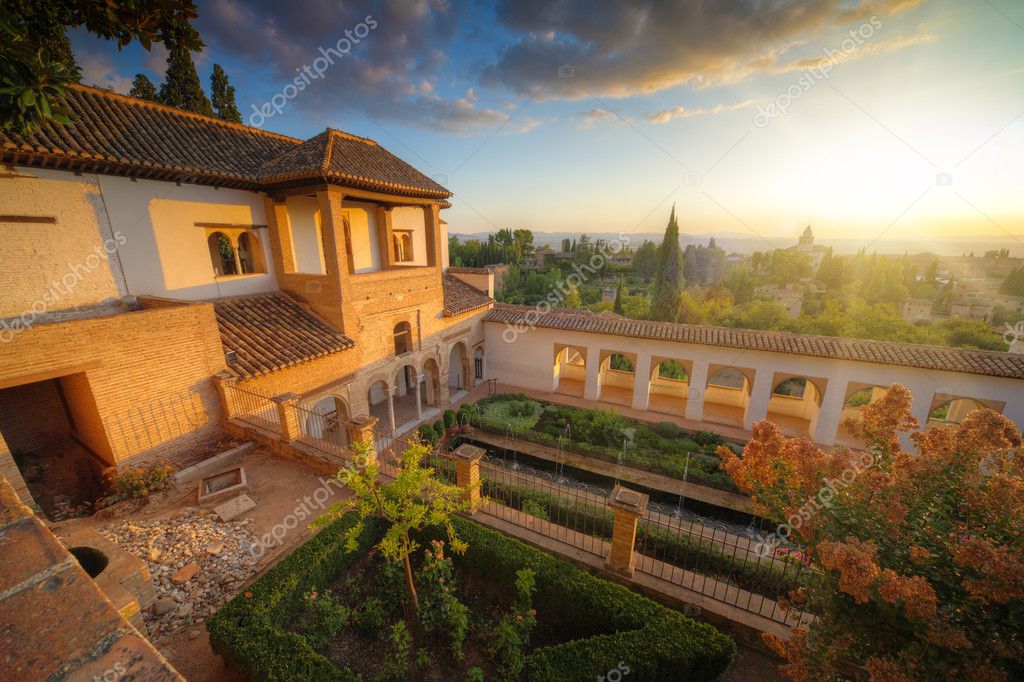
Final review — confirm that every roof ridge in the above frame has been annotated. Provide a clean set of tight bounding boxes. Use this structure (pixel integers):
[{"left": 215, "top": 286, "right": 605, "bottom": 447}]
[
  {"left": 68, "top": 84, "right": 303, "bottom": 144},
  {"left": 326, "top": 127, "right": 378, "bottom": 146},
  {"left": 321, "top": 129, "right": 335, "bottom": 174}
]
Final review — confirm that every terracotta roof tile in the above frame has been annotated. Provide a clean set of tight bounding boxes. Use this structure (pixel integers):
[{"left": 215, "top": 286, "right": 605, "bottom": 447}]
[
  {"left": 485, "top": 304, "right": 1024, "bottom": 380},
  {"left": 1, "top": 86, "right": 450, "bottom": 198},
  {"left": 442, "top": 272, "right": 492, "bottom": 317},
  {"left": 214, "top": 293, "right": 354, "bottom": 379}
]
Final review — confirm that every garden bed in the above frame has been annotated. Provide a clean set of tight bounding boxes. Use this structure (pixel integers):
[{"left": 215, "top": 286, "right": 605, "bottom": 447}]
[
  {"left": 463, "top": 393, "right": 743, "bottom": 492},
  {"left": 208, "top": 513, "right": 736, "bottom": 681}
]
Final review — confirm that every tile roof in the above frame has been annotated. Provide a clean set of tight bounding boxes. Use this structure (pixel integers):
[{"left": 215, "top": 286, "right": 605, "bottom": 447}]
[
  {"left": 442, "top": 272, "right": 493, "bottom": 317},
  {"left": 1, "top": 85, "right": 450, "bottom": 199},
  {"left": 485, "top": 304, "right": 1024, "bottom": 380},
  {"left": 213, "top": 293, "right": 354, "bottom": 379}
]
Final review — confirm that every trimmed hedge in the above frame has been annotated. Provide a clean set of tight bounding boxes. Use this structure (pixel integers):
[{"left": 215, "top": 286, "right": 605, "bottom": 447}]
[{"left": 209, "top": 513, "right": 735, "bottom": 681}]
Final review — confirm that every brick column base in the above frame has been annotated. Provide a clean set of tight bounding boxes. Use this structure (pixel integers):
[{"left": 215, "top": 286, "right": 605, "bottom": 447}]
[{"left": 605, "top": 485, "right": 649, "bottom": 578}]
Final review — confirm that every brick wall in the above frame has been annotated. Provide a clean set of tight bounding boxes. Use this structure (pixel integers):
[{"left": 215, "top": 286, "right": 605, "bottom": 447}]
[{"left": 0, "top": 380, "right": 70, "bottom": 453}]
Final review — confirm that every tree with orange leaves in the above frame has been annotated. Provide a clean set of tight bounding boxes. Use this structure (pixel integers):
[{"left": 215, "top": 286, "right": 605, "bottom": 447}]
[{"left": 718, "top": 384, "right": 1024, "bottom": 681}]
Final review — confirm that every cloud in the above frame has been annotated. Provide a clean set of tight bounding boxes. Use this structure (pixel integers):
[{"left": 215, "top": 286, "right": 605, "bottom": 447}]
[
  {"left": 647, "top": 100, "right": 754, "bottom": 124},
  {"left": 77, "top": 49, "right": 133, "bottom": 94},
  {"left": 480, "top": 0, "right": 928, "bottom": 100},
  {"left": 572, "top": 108, "right": 621, "bottom": 128}
]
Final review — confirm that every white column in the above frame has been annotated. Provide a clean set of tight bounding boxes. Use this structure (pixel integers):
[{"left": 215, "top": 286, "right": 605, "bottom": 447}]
[
  {"left": 812, "top": 379, "right": 848, "bottom": 446},
  {"left": 414, "top": 377, "right": 423, "bottom": 420},
  {"left": 905, "top": 381, "right": 936, "bottom": 451},
  {"left": 744, "top": 370, "right": 774, "bottom": 430},
  {"left": 631, "top": 352, "right": 652, "bottom": 411},
  {"left": 684, "top": 361, "right": 709, "bottom": 421},
  {"left": 386, "top": 387, "right": 397, "bottom": 433},
  {"left": 584, "top": 349, "right": 602, "bottom": 401}
]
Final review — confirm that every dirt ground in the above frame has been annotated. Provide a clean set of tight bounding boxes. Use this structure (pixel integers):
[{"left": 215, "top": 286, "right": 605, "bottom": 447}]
[{"left": 50, "top": 444, "right": 351, "bottom": 681}]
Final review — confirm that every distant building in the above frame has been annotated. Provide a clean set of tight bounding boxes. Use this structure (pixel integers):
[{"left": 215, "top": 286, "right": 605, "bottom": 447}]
[
  {"left": 791, "top": 225, "right": 828, "bottom": 271},
  {"left": 601, "top": 287, "right": 616, "bottom": 303},
  {"left": 900, "top": 299, "right": 934, "bottom": 323},
  {"left": 950, "top": 298, "right": 994, "bottom": 322}
]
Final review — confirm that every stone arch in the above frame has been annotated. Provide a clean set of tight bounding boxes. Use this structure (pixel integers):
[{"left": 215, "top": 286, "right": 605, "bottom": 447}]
[
  {"left": 766, "top": 373, "right": 827, "bottom": 438},
  {"left": 447, "top": 341, "right": 470, "bottom": 392},
  {"left": 420, "top": 357, "right": 441, "bottom": 409},
  {"left": 236, "top": 230, "right": 266, "bottom": 274},
  {"left": 702, "top": 364, "right": 754, "bottom": 428},
  {"left": 207, "top": 231, "right": 237, "bottom": 276},
  {"left": 597, "top": 350, "right": 636, "bottom": 406},
  {"left": 302, "top": 394, "right": 349, "bottom": 448},
  {"left": 553, "top": 343, "right": 587, "bottom": 397}
]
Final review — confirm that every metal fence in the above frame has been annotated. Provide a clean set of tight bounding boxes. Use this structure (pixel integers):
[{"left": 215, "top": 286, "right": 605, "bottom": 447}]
[
  {"left": 634, "top": 508, "right": 812, "bottom": 627},
  {"left": 293, "top": 400, "right": 351, "bottom": 462},
  {"left": 477, "top": 459, "right": 613, "bottom": 559},
  {"left": 228, "top": 383, "right": 280, "bottom": 433}
]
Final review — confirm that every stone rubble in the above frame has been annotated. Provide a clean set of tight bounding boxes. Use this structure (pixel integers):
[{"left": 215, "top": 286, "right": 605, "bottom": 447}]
[{"left": 99, "top": 507, "right": 261, "bottom": 637}]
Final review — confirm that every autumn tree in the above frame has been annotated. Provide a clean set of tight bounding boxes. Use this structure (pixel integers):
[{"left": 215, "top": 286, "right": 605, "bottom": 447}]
[
  {"left": 718, "top": 385, "right": 1024, "bottom": 681},
  {"left": 129, "top": 74, "right": 159, "bottom": 101},
  {"left": 650, "top": 206, "right": 683, "bottom": 322},
  {"left": 209, "top": 64, "right": 241, "bottom": 122}
]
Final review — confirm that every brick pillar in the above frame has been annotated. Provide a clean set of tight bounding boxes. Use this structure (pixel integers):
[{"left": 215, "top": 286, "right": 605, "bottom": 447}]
[
  {"left": 344, "top": 415, "right": 379, "bottom": 465},
  {"left": 272, "top": 393, "right": 301, "bottom": 443},
  {"left": 605, "top": 484, "right": 649, "bottom": 578},
  {"left": 446, "top": 443, "right": 485, "bottom": 513},
  {"left": 213, "top": 372, "right": 238, "bottom": 421}
]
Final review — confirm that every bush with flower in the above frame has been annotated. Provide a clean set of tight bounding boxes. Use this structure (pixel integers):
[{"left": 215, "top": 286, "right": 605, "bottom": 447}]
[
  {"left": 418, "top": 539, "right": 470, "bottom": 657},
  {"left": 718, "top": 384, "right": 1024, "bottom": 681}
]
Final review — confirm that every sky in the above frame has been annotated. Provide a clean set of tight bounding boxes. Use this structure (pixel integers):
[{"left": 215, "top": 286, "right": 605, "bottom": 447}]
[{"left": 71, "top": 0, "right": 1024, "bottom": 250}]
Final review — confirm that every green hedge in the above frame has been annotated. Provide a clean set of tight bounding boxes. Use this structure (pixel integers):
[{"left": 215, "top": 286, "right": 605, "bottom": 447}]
[{"left": 210, "top": 513, "right": 735, "bottom": 681}]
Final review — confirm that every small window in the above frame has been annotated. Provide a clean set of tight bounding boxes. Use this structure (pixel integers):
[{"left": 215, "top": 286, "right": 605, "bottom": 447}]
[
  {"left": 207, "top": 232, "right": 237, "bottom": 276},
  {"left": 773, "top": 377, "right": 807, "bottom": 398},
  {"left": 394, "top": 230, "right": 414, "bottom": 263},
  {"left": 394, "top": 321, "right": 412, "bottom": 355},
  {"left": 708, "top": 367, "right": 746, "bottom": 390}
]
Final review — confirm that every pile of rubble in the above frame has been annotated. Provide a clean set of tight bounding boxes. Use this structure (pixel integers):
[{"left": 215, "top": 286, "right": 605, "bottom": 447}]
[{"left": 100, "top": 507, "right": 261, "bottom": 637}]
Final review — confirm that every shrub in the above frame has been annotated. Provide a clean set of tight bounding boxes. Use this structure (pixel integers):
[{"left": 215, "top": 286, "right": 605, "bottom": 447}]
[
  {"left": 653, "top": 421, "right": 682, "bottom": 438},
  {"left": 520, "top": 499, "right": 549, "bottom": 521},
  {"left": 417, "top": 423, "right": 437, "bottom": 445},
  {"left": 693, "top": 430, "right": 723, "bottom": 448},
  {"left": 433, "top": 420, "right": 446, "bottom": 438},
  {"left": 104, "top": 460, "right": 175, "bottom": 499},
  {"left": 443, "top": 409, "right": 457, "bottom": 429}
]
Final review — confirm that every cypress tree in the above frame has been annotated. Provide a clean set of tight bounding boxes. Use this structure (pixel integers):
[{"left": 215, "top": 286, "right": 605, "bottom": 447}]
[
  {"left": 650, "top": 206, "right": 683, "bottom": 322},
  {"left": 159, "top": 45, "right": 213, "bottom": 116},
  {"left": 613, "top": 278, "right": 625, "bottom": 315},
  {"left": 210, "top": 64, "right": 241, "bottom": 122},
  {"left": 129, "top": 74, "right": 160, "bottom": 102}
]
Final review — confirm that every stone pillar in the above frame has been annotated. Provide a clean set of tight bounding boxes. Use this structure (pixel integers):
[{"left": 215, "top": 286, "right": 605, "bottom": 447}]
[
  {"left": 386, "top": 387, "right": 397, "bottom": 433},
  {"left": 812, "top": 379, "right": 847, "bottom": 445},
  {"left": 684, "top": 361, "right": 708, "bottom": 421},
  {"left": 447, "top": 443, "right": 485, "bottom": 513},
  {"left": 605, "top": 485, "right": 649, "bottom": 577},
  {"left": 213, "top": 372, "right": 238, "bottom": 421},
  {"left": 906, "top": 382, "right": 938, "bottom": 451},
  {"left": 584, "top": 349, "right": 602, "bottom": 401},
  {"left": 345, "top": 415, "right": 379, "bottom": 464},
  {"left": 413, "top": 377, "right": 423, "bottom": 420},
  {"left": 631, "top": 352, "right": 652, "bottom": 411},
  {"left": 744, "top": 370, "right": 774, "bottom": 430},
  {"left": 273, "top": 393, "right": 301, "bottom": 442}
]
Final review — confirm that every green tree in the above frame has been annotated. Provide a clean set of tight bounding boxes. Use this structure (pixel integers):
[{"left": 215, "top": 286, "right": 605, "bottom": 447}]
[
  {"left": 159, "top": 44, "right": 213, "bottom": 115},
  {"left": 563, "top": 282, "right": 581, "bottom": 308},
  {"left": 129, "top": 73, "right": 159, "bottom": 101},
  {"left": 209, "top": 63, "right": 241, "bottom": 122},
  {"left": 315, "top": 439, "right": 468, "bottom": 612},
  {"left": 650, "top": 206, "right": 683, "bottom": 322},
  {"left": 1, "top": 0, "right": 201, "bottom": 133},
  {"left": 632, "top": 240, "right": 658, "bottom": 280},
  {"left": 613, "top": 278, "right": 625, "bottom": 315}
]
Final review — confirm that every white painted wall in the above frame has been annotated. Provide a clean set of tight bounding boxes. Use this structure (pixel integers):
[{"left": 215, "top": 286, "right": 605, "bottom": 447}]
[
  {"left": 285, "top": 196, "right": 326, "bottom": 275},
  {"left": 344, "top": 201, "right": 382, "bottom": 273},
  {"left": 484, "top": 321, "right": 1024, "bottom": 447},
  {"left": 97, "top": 175, "right": 277, "bottom": 300},
  {"left": 391, "top": 206, "right": 427, "bottom": 267},
  {"left": 441, "top": 220, "right": 450, "bottom": 270}
]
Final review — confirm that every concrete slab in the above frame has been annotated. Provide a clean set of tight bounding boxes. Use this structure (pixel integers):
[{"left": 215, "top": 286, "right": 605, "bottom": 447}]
[{"left": 213, "top": 494, "right": 256, "bottom": 522}]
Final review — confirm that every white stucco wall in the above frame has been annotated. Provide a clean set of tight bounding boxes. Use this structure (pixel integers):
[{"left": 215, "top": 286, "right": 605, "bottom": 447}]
[
  {"left": 98, "top": 175, "right": 277, "bottom": 299},
  {"left": 284, "top": 196, "right": 326, "bottom": 275},
  {"left": 485, "top": 320, "right": 1024, "bottom": 447},
  {"left": 391, "top": 206, "right": 427, "bottom": 267},
  {"left": 344, "top": 201, "right": 382, "bottom": 273},
  {"left": 1, "top": 167, "right": 127, "bottom": 317}
]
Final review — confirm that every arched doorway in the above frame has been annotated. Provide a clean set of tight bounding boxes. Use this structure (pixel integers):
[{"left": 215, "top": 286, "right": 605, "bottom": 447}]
[
  {"left": 392, "top": 364, "right": 420, "bottom": 427},
  {"left": 648, "top": 357, "right": 691, "bottom": 416},
  {"left": 926, "top": 396, "right": 988, "bottom": 429},
  {"left": 421, "top": 358, "right": 441, "bottom": 411},
  {"left": 448, "top": 342, "right": 469, "bottom": 394},
  {"left": 367, "top": 378, "right": 393, "bottom": 433},
  {"left": 766, "top": 375, "right": 825, "bottom": 438},
  {"left": 302, "top": 395, "right": 349, "bottom": 449},
  {"left": 835, "top": 384, "right": 889, "bottom": 446},
  {"left": 702, "top": 365, "right": 753, "bottom": 427},
  {"left": 553, "top": 344, "right": 586, "bottom": 397},
  {"left": 207, "top": 232, "right": 237, "bottom": 276},
  {"left": 597, "top": 352, "right": 635, "bottom": 406}
]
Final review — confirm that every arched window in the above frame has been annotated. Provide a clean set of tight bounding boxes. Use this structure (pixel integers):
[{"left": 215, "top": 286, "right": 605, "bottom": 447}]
[
  {"left": 207, "top": 232, "right": 237, "bottom": 276},
  {"left": 393, "top": 321, "right": 412, "bottom": 356},
  {"left": 237, "top": 232, "right": 266, "bottom": 274},
  {"left": 708, "top": 367, "right": 746, "bottom": 389},
  {"left": 393, "top": 230, "right": 414, "bottom": 263},
  {"left": 773, "top": 377, "right": 807, "bottom": 398},
  {"left": 608, "top": 354, "right": 634, "bottom": 373},
  {"left": 657, "top": 360, "right": 688, "bottom": 381}
]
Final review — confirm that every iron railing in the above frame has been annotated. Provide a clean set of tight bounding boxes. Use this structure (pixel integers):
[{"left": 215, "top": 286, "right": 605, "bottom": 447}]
[{"left": 228, "top": 383, "right": 280, "bottom": 433}]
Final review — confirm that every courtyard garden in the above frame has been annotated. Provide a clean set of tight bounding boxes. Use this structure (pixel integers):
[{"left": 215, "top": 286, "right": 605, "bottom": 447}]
[
  {"left": 456, "top": 393, "right": 743, "bottom": 492},
  {"left": 208, "top": 440, "right": 736, "bottom": 681}
]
